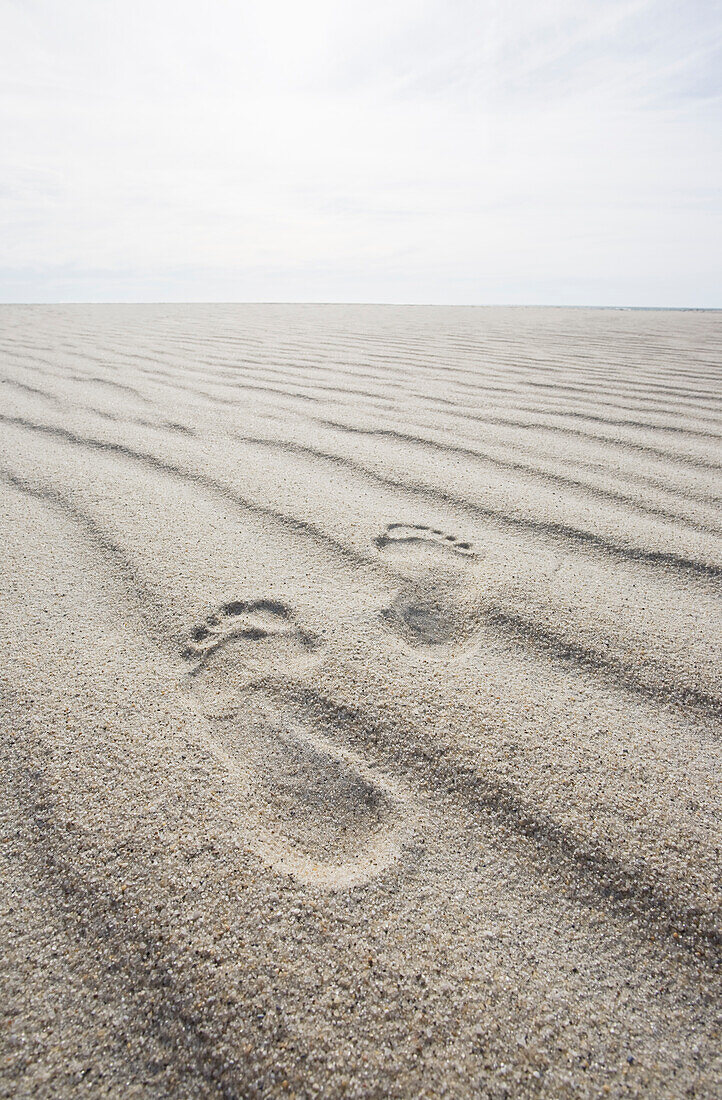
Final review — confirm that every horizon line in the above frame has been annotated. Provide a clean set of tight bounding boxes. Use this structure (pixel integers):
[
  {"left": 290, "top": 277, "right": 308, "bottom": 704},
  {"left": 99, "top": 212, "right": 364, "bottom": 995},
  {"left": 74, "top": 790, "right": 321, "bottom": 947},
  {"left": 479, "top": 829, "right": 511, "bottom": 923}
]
[{"left": 1, "top": 301, "right": 720, "bottom": 312}]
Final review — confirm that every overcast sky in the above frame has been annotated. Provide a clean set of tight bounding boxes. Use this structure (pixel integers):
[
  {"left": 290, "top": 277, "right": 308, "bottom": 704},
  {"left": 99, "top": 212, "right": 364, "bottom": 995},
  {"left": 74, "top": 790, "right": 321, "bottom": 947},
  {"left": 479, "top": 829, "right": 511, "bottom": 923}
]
[{"left": 1, "top": 0, "right": 720, "bottom": 305}]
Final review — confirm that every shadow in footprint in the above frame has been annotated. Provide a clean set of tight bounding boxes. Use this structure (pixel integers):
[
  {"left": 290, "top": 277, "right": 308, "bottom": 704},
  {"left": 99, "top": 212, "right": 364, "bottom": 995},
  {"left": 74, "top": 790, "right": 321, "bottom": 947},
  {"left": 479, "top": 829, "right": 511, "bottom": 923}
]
[{"left": 376, "top": 523, "right": 482, "bottom": 656}]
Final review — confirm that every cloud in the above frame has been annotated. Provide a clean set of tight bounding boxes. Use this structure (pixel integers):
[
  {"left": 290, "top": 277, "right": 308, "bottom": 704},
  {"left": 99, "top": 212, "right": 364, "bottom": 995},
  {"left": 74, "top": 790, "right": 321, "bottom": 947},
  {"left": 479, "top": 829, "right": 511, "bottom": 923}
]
[{"left": 0, "top": 0, "right": 720, "bottom": 303}]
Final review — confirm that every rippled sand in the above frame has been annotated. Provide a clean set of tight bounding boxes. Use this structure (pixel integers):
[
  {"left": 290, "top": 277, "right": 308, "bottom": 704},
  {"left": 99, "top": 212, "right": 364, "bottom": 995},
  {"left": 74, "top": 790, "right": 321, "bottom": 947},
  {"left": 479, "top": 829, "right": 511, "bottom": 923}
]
[{"left": 1, "top": 304, "right": 720, "bottom": 1098}]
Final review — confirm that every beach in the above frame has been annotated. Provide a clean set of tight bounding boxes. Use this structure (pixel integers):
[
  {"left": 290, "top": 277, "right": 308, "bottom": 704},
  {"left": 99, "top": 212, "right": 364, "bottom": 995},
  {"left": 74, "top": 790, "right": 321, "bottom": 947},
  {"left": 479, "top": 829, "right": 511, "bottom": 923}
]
[{"left": 1, "top": 303, "right": 720, "bottom": 1097}]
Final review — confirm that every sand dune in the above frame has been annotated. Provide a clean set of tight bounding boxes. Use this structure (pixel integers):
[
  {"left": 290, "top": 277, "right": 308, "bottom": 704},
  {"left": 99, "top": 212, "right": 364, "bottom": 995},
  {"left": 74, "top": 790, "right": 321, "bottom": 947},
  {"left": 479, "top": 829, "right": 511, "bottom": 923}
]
[{"left": 1, "top": 304, "right": 720, "bottom": 1098}]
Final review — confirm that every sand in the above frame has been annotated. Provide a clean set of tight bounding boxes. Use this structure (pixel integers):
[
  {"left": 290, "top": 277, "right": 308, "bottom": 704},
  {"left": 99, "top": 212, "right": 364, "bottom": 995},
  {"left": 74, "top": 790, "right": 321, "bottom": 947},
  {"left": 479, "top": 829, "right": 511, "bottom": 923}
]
[{"left": 0, "top": 303, "right": 720, "bottom": 1098}]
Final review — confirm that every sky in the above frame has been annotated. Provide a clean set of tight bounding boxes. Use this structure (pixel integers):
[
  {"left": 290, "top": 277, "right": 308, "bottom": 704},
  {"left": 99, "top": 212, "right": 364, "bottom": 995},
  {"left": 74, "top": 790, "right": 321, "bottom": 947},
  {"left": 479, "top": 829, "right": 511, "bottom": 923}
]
[{"left": 1, "top": 0, "right": 720, "bottom": 306}]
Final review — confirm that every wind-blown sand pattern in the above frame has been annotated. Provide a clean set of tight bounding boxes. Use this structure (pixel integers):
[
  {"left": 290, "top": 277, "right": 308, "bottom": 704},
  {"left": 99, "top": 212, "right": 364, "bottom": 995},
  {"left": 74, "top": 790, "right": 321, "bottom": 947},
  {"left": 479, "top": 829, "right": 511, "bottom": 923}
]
[{"left": 1, "top": 304, "right": 720, "bottom": 1098}]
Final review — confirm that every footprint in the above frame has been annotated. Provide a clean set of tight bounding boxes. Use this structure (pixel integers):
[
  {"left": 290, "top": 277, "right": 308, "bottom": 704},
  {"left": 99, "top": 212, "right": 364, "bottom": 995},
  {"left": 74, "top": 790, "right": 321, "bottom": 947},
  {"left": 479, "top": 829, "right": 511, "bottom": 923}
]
[
  {"left": 375, "top": 523, "right": 476, "bottom": 558},
  {"left": 182, "top": 598, "right": 318, "bottom": 680},
  {"left": 181, "top": 600, "right": 419, "bottom": 888},
  {"left": 204, "top": 690, "right": 420, "bottom": 889},
  {"left": 376, "top": 523, "right": 483, "bottom": 655}
]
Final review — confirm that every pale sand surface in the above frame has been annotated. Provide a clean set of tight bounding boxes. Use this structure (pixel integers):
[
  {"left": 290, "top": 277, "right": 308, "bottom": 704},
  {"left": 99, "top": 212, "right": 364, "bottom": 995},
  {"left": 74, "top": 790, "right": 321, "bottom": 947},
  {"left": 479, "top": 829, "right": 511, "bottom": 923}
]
[{"left": 0, "top": 304, "right": 720, "bottom": 1097}]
